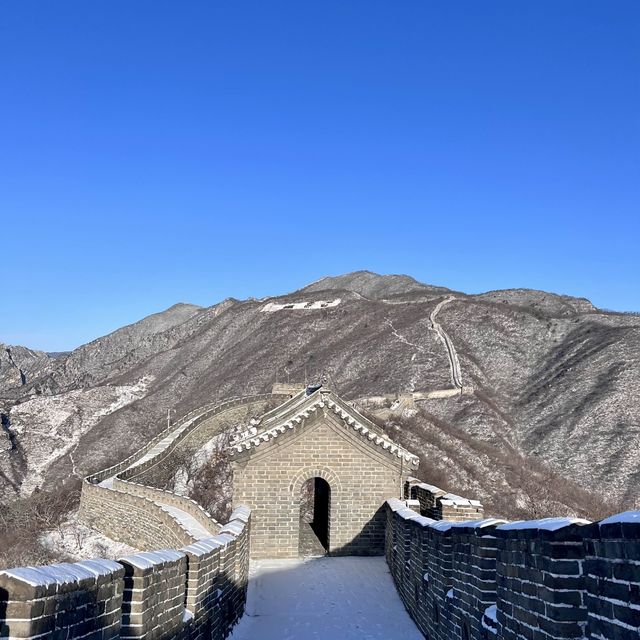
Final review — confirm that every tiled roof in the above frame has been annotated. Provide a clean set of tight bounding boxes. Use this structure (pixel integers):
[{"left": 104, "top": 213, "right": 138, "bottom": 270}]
[{"left": 229, "top": 390, "right": 420, "bottom": 466}]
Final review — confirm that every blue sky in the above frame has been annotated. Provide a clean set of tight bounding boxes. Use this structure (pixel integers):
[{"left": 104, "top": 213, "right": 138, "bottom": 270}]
[{"left": 1, "top": 1, "right": 638, "bottom": 351}]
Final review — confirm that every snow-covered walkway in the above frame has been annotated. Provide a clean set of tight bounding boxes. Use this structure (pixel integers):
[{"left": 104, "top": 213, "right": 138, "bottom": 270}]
[{"left": 229, "top": 557, "right": 423, "bottom": 640}]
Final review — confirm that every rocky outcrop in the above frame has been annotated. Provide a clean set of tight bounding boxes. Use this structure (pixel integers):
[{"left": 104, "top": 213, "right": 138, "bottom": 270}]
[{"left": 0, "top": 344, "right": 52, "bottom": 392}]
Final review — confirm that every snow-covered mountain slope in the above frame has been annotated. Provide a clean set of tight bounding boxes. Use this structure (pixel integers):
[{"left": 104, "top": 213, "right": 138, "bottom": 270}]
[{"left": 1, "top": 272, "right": 638, "bottom": 512}]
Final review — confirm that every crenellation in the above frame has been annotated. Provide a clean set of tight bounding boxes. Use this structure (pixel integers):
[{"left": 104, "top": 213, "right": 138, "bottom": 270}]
[
  {"left": 2, "top": 389, "right": 637, "bottom": 640},
  {"left": 387, "top": 502, "right": 640, "bottom": 640}
]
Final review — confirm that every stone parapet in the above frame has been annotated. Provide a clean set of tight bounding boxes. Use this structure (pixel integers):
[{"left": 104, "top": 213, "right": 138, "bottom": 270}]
[
  {"left": 495, "top": 519, "right": 590, "bottom": 639},
  {"left": 119, "top": 549, "right": 186, "bottom": 640},
  {"left": 404, "top": 476, "right": 484, "bottom": 521},
  {"left": 0, "top": 506, "right": 252, "bottom": 640},
  {"left": 583, "top": 512, "right": 640, "bottom": 640},
  {"left": 0, "top": 559, "right": 124, "bottom": 639},
  {"left": 112, "top": 478, "right": 220, "bottom": 538},
  {"left": 78, "top": 482, "right": 193, "bottom": 550},
  {"left": 385, "top": 501, "right": 640, "bottom": 640}
]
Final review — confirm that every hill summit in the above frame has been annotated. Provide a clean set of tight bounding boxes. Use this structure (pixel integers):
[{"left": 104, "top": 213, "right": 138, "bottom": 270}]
[{"left": 1, "top": 271, "right": 638, "bottom": 517}]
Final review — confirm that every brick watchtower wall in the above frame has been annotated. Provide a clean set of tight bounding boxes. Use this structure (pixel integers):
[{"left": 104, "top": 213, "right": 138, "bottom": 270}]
[{"left": 231, "top": 391, "right": 419, "bottom": 558}]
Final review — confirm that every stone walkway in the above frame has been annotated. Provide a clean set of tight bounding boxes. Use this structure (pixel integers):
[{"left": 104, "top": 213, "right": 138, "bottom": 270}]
[{"left": 229, "top": 557, "right": 423, "bottom": 640}]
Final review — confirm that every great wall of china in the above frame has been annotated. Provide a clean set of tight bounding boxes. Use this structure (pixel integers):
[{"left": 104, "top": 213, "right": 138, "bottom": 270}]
[{"left": 1, "top": 387, "right": 639, "bottom": 640}]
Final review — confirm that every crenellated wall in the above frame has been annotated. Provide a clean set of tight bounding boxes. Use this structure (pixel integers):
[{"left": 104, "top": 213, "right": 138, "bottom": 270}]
[
  {"left": 386, "top": 499, "right": 640, "bottom": 640},
  {"left": 2, "top": 388, "right": 638, "bottom": 640},
  {"left": 0, "top": 507, "right": 251, "bottom": 640},
  {"left": 405, "top": 476, "right": 484, "bottom": 521}
]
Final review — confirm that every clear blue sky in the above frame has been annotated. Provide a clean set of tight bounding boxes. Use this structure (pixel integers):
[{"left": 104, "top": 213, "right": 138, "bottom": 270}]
[{"left": 1, "top": 1, "right": 638, "bottom": 351}]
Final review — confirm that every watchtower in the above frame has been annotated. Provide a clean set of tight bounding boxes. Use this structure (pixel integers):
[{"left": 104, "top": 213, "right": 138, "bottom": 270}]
[{"left": 229, "top": 388, "right": 419, "bottom": 558}]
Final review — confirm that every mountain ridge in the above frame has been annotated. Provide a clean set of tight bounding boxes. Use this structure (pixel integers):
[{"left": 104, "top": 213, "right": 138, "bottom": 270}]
[{"left": 1, "top": 271, "right": 638, "bottom": 520}]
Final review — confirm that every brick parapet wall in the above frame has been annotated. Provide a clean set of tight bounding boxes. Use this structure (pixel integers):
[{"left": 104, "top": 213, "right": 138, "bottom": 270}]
[
  {"left": 181, "top": 507, "right": 251, "bottom": 640},
  {"left": 86, "top": 394, "right": 286, "bottom": 486},
  {"left": 583, "top": 515, "right": 640, "bottom": 640},
  {"left": 0, "top": 559, "right": 124, "bottom": 639},
  {"left": 112, "top": 478, "right": 220, "bottom": 539},
  {"left": 78, "top": 482, "right": 194, "bottom": 550},
  {"left": 118, "top": 396, "right": 286, "bottom": 485},
  {"left": 119, "top": 550, "right": 187, "bottom": 640},
  {"left": 495, "top": 521, "right": 589, "bottom": 640},
  {"left": 386, "top": 502, "right": 640, "bottom": 640},
  {"left": 451, "top": 520, "right": 505, "bottom": 640},
  {"left": 78, "top": 394, "right": 282, "bottom": 556},
  {"left": 0, "top": 507, "right": 252, "bottom": 640},
  {"left": 404, "top": 477, "right": 484, "bottom": 521}
]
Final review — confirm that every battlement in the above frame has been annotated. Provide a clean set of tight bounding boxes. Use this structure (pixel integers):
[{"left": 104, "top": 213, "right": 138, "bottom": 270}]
[
  {"left": 405, "top": 477, "right": 484, "bottom": 521},
  {"left": 1, "top": 390, "right": 638, "bottom": 640},
  {"left": 386, "top": 501, "right": 640, "bottom": 639},
  {"left": 0, "top": 507, "right": 251, "bottom": 640}
]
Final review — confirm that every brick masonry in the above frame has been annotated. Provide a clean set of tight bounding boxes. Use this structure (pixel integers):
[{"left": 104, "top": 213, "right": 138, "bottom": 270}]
[
  {"left": 0, "top": 507, "right": 251, "bottom": 640},
  {"left": 2, "top": 389, "right": 639, "bottom": 640},
  {"left": 231, "top": 390, "right": 419, "bottom": 558},
  {"left": 386, "top": 500, "right": 640, "bottom": 640}
]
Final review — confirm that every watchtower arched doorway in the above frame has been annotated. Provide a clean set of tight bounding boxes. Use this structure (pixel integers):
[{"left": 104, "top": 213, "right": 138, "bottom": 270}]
[{"left": 298, "top": 477, "right": 331, "bottom": 556}]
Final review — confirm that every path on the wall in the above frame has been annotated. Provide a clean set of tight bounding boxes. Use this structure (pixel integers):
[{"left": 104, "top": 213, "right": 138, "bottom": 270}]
[
  {"left": 229, "top": 557, "right": 423, "bottom": 640},
  {"left": 430, "top": 296, "right": 464, "bottom": 389},
  {"left": 97, "top": 411, "right": 219, "bottom": 541}
]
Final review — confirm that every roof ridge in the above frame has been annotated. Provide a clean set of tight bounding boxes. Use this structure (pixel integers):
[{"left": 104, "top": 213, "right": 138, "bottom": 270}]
[{"left": 229, "top": 390, "right": 419, "bottom": 466}]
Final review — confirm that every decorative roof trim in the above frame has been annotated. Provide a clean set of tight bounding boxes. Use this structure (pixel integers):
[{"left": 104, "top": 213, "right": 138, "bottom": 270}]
[{"left": 229, "top": 390, "right": 419, "bottom": 466}]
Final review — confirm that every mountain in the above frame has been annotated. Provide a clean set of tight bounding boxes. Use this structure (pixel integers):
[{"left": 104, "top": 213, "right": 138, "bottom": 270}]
[
  {"left": 1, "top": 272, "right": 638, "bottom": 519},
  {"left": 299, "top": 271, "right": 453, "bottom": 300},
  {"left": 0, "top": 344, "right": 53, "bottom": 392}
]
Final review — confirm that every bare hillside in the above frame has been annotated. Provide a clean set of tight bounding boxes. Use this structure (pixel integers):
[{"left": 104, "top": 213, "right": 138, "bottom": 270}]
[{"left": 1, "top": 271, "right": 638, "bottom": 515}]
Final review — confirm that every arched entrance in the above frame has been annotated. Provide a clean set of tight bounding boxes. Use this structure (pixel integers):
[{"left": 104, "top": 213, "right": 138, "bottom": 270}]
[{"left": 298, "top": 477, "right": 331, "bottom": 556}]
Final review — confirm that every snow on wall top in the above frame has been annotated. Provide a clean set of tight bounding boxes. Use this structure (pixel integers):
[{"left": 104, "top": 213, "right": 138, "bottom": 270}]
[
  {"left": 1, "top": 559, "right": 122, "bottom": 586},
  {"left": 406, "top": 477, "right": 446, "bottom": 495},
  {"left": 599, "top": 510, "right": 640, "bottom": 525},
  {"left": 496, "top": 517, "right": 590, "bottom": 532},
  {"left": 230, "top": 390, "right": 420, "bottom": 466},
  {"left": 440, "top": 493, "right": 483, "bottom": 507},
  {"left": 119, "top": 549, "right": 185, "bottom": 570},
  {"left": 449, "top": 518, "right": 508, "bottom": 529}
]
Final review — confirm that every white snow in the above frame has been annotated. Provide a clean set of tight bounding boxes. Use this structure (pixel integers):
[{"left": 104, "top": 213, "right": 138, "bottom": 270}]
[
  {"left": 40, "top": 514, "right": 136, "bottom": 561},
  {"left": 484, "top": 604, "right": 497, "bottom": 622},
  {"left": 10, "top": 376, "right": 153, "bottom": 495},
  {"left": 157, "top": 503, "right": 216, "bottom": 540},
  {"left": 0, "top": 559, "right": 122, "bottom": 586},
  {"left": 450, "top": 518, "right": 508, "bottom": 529},
  {"left": 228, "top": 557, "right": 423, "bottom": 640},
  {"left": 119, "top": 549, "right": 185, "bottom": 570},
  {"left": 599, "top": 510, "right": 640, "bottom": 525},
  {"left": 482, "top": 604, "right": 498, "bottom": 634},
  {"left": 496, "top": 517, "right": 590, "bottom": 531}
]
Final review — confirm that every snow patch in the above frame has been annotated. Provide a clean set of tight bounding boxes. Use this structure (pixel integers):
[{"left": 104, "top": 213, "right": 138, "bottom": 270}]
[
  {"left": 40, "top": 513, "right": 137, "bottom": 560},
  {"left": 11, "top": 376, "right": 153, "bottom": 495},
  {"left": 229, "top": 557, "right": 423, "bottom": 640}
]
